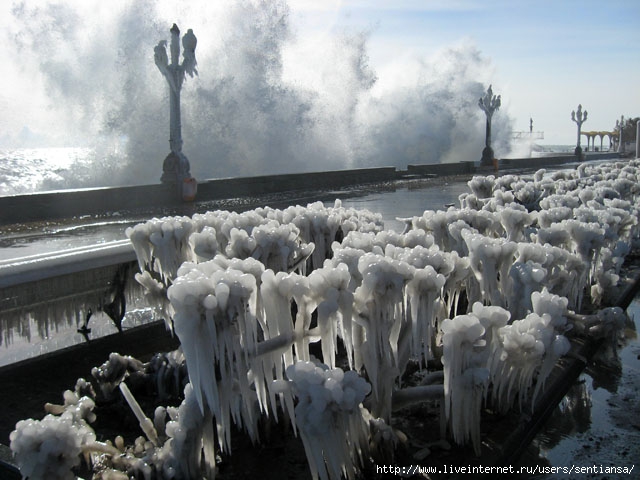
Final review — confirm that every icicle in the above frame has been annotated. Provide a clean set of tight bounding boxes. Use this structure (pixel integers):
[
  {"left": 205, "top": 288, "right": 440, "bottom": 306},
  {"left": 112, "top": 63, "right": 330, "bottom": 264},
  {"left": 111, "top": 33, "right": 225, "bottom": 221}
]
[
  {"left": 353, "top": 252, "right": 413, "bottom": 422},
  {"left": 119, "top": 383, "right": 159, "bottom": 446},
  {"left": 440, "top": 314, "right": 488, "bottom": 456},
  {"left": 285, "top": 361, "right": 371, "bottom": 480},
  {"left": 405, "top": 265, "right": 446, "bottom": 363},
  {"left": 489, "top": 312, "right": 551, "bottom": 411}
]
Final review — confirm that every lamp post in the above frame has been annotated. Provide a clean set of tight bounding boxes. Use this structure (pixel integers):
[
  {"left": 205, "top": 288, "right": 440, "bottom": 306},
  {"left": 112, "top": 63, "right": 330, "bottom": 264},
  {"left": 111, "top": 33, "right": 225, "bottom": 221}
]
[
  {"left": 529, "top": 117, "right": 533, "bottom": 157},
  {"left": 636, "top": 120, "right": 639, "bottom": 159},
  {"left": 616, "top": 115, "right": 625, "bottom": 154},
  {"left": 154, "top": 24, "right": 198, "bottom": 192},
  {"left": 571, "top": 104, "right": 587, "bottom": 159},
  {"left": 478, "top": 85, "right": 501, "bottom": 167}
]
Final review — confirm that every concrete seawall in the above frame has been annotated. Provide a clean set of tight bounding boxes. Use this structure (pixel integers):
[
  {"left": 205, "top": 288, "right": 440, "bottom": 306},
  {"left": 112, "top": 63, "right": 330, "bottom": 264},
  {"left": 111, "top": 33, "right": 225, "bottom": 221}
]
[{"left": 0, "top": 152, "right": 620, "bottom": 225}]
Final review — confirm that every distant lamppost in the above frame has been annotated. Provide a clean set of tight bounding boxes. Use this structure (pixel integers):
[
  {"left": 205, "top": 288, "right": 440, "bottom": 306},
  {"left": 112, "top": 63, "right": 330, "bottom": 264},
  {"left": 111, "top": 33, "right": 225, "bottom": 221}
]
[
  {"left": 571, "top": 104, "right": 587, "bottom": 159},
  {"left": 616, "top": 115, "right": 625, "bottom": 153},
  {"left": 529, "top": 117, "right": 534, "bottom": 157},
  {"left": 636, "top": 120, "right": 640, "bottom": 158},
  {"left": 478, "top": 85, "right": 501, "bottom": 167},
  {"left": 154, "top": 24, "right": 198, "bottom": 190}
]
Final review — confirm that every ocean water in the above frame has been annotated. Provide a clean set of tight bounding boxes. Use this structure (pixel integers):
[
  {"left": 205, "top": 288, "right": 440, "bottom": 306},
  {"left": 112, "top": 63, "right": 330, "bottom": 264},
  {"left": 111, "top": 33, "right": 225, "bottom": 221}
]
[{"left": 0, "top": 147, "right": 98, "bottom": 196}]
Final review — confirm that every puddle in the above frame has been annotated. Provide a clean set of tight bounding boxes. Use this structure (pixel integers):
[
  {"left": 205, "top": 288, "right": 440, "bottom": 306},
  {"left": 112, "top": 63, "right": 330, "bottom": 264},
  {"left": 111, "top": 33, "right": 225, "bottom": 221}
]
[{"left": 520, "top": 299, "right": 640, "bottom": 477}]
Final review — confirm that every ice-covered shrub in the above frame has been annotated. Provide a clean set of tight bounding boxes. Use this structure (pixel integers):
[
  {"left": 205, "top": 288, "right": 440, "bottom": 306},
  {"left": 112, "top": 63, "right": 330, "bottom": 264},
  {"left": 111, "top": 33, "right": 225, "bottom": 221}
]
[
  {"left": 167, "top": 259, "right": 263, "bottom": 452},
  {"left": 16, "top": 158, "right": 635, "bottom": 479},
  {"left": 441, "top": 314, "right": 488, "bottom": 456},
  {"left": 405, "top": 265, "right": 447, "bottom": 363},
  {"left": 462, "top": 230, "right": 517, "bottom": 307},
  {"left": 275, "top": 361, "right": 372, "bottom": 480},
  {"left": 126, "top": 216, "right": 196, "bottom": 284},
  {"left": 11, "top": 413, "right": 96, "bottom": 480},
  {"left": 507, "top": 261, "right": 547, "bottom": 319},
  {"left": 11, "top": 385, "right": 98, "bottom": 480},
  {"left": 352, "top": 252, "right": 414, "bottom": 421},
  {"left": 467, "top": 175, "right": 495, "bottom": 199},
  {"left": 488, "top": 310, "right": 569, "bottom": 411}
]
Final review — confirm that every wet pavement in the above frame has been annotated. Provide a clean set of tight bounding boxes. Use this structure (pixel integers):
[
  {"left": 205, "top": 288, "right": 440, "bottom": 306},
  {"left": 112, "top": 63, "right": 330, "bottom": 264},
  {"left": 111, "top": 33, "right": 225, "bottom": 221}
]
[
  {"left": 525, "top": 299, "right": 640, "bottom": 477},
  {"left": 0, "top": 177, "right": 470, "bottom": 262}
]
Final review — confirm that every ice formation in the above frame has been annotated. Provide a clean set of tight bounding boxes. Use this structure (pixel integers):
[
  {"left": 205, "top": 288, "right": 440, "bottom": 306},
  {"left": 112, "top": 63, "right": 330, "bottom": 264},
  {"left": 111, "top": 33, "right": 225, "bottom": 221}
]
[
  {"left": 440, "top": 313, "right": 488, "bottom": 455},
  {"left": 10, "top": 391, "right": 97, "bottom": 480},
  {"left": 162, "top": 383, "right": 216, "bottom": 479},
  {"left": 277, "top": 361, "right": 372, "bottom": 480},
  {"left": 352, "top": 253, "right": 414, "bottom": 421},
  {"left": 132, "top": 160, "right": 640, "bottom": 462},
  {"left": 13, "top": 159, "right": 640, "bottom": 479},
  {"left": 168, "top": 257, "right": 263, "bottom": 452},
  {"left": 490, "top": 312, "right": 554, "bottom": 410},
  {"left": 462, "top": 230, "right": 517, "bottom": 307}
]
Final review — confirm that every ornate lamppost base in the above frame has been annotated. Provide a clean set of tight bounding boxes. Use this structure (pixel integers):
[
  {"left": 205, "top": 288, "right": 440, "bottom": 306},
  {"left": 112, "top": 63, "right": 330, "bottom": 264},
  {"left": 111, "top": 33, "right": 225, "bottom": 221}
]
[
  {"left": 574, "top": 145, "right": 583, "bottom": 160},
  {"left": 161, "top": 151, "right": 194, "bottom": 201},
  {"left": 161, "top": 151, "right": 190, "bottom": 183},
  {"left": 480, "top": 146, "right": 495, "bottom": 167}
]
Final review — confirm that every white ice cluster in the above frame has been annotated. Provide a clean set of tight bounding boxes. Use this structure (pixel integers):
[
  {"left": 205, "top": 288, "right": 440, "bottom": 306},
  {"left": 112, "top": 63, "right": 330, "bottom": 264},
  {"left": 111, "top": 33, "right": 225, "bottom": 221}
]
[
  {"left": 440, "top": 313, "right": 488, "bottom": 455},
  {"left": 273, "top": 361, "right": 372, "bottom": 480},
  {"left": 126, "top": 200, "right": 382, "bottom": 285},
  {"left": 440, "top": 291, "right": 571, "bottom": 455},
  {"left": 159, "top": 383, "right": 216, "bottom": 479},
  {"left": 10, "top": 385, "right": 97, "bottom": 480},
  {"left": 126, "top": 200, "right": 381, "bottom": 323},
  {"left": 10, "top": 413, "right": 94, "bottom": 480},
  {"left": 167, "top": 256, "right": 264, "bottom": 452}
]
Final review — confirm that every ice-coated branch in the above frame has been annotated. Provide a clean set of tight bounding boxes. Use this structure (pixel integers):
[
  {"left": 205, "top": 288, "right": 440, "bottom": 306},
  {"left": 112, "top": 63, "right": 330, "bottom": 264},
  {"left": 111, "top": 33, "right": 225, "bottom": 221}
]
[
  {"left": 119, "top": 382, "right": 159, "bottom": 447},
  {"left": 391, "top": 384, "right": 444, "bottom": 411}
]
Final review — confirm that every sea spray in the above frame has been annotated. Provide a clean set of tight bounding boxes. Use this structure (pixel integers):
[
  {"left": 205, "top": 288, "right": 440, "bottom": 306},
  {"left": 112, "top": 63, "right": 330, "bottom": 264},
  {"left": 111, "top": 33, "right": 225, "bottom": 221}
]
[{"left": 3, "top": 0, "right": 514, "bottom": 194}]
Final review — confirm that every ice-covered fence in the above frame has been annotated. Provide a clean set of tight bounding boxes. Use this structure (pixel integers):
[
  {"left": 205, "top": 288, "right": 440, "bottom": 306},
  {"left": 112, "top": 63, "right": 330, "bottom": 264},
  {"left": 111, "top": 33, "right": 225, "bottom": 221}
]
[{"left": 0, "top": 241, "right": 147, "bottom": 356}]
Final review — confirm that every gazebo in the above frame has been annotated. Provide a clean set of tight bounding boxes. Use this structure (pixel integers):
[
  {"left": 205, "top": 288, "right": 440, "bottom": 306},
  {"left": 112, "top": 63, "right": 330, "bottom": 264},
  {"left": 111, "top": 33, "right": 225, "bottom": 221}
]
[{"left": 581, "top": 130, "right": 616, "bottom": 152}]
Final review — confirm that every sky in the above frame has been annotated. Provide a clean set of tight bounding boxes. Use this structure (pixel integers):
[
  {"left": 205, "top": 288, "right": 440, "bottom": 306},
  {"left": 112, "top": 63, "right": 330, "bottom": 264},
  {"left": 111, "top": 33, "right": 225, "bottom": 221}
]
[
  {"left": 288, "top": 0, "right": 639, "bottom": 145},
  {"left": 0, "top": 0, "right": 638, "bottom": 153}
]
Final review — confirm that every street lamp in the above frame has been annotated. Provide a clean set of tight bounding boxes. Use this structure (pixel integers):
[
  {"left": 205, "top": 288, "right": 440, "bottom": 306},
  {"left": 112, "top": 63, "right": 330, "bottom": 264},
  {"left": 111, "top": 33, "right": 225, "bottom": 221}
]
[
  {"left": 154, "top": 24, "right": 198, "bottom": 194},
  {"left": 478, "top": 85, "right": 501, "bottom": 167},
  {"left": 571, "top": 104, "right": 587, "bottom": 159},
  {"left": 616, "top": 115, "right": 625, "bottom": 154}
]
